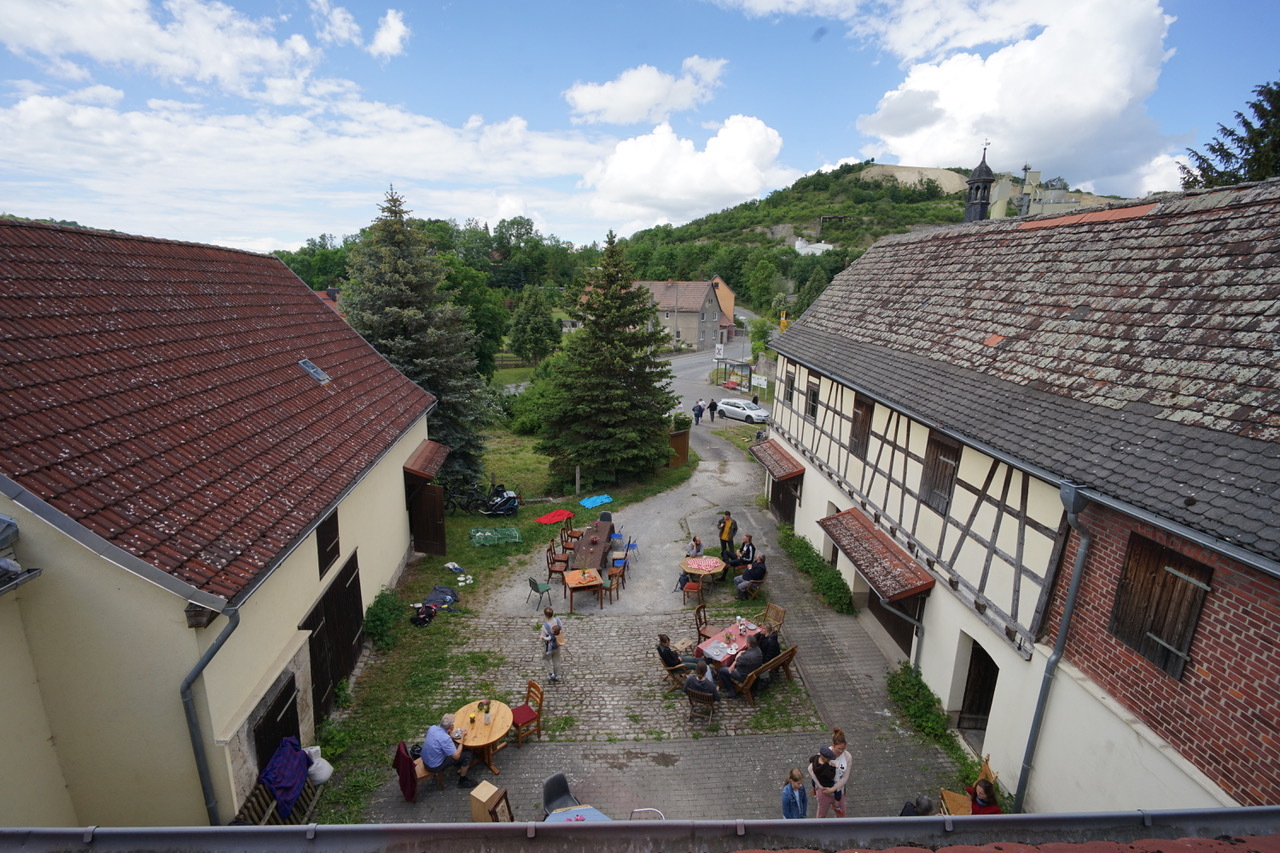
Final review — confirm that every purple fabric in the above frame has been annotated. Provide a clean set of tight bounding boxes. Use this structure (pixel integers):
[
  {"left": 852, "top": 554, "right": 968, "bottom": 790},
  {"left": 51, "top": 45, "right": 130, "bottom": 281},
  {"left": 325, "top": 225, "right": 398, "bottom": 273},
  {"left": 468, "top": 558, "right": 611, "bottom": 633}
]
[{"left": 257, "top": 736, "right": 312, "bottom": 818}]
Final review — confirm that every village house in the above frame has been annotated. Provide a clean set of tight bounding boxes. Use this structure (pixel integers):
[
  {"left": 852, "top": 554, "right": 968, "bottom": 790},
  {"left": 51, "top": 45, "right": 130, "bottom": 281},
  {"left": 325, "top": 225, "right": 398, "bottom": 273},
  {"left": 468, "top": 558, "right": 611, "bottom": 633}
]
[
  {"left": 0, "top": 220, "right": 447, "bottom": 826},
  {"left": 636, "top": 278, "right": 728, "bottom": 350},
  {"left": 760, "top": 179, "right": 1280, "bottom": 812}
]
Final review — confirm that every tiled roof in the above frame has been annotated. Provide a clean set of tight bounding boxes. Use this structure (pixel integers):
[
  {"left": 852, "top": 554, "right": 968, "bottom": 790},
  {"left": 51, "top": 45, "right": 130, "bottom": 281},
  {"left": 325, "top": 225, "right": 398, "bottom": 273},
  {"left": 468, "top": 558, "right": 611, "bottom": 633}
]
[
  {"left": 818, "top": 508, "right": 935, "bottom": 601},
  {"left": 749, "top": 439, "right": 805, "bottom": 480},
  {"left": 0, "top": 220, "right": 436, "bottom": 602},
  {"left": 403, "top": 440, "right": 450, "bottom": 480},
  {"left": 636, "top": 280, "right": 716, "bottom": 312},
  {"left": 775, "top": 180, "right": 1280, "bottom": 566}
]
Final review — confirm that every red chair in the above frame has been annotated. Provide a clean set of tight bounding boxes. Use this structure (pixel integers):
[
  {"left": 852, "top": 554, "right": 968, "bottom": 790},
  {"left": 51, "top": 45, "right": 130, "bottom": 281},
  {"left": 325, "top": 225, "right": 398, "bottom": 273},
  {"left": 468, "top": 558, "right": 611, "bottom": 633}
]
[{"left": 511, "top": 681, "right": 544, "bottom": 748}]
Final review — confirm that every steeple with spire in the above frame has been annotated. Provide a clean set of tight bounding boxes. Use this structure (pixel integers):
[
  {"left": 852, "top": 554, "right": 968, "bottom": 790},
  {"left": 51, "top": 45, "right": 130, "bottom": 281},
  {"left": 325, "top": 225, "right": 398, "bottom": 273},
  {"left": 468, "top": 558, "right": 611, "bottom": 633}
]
[{"left": 965, "top": 144, "right": 995, "bottom": 223}]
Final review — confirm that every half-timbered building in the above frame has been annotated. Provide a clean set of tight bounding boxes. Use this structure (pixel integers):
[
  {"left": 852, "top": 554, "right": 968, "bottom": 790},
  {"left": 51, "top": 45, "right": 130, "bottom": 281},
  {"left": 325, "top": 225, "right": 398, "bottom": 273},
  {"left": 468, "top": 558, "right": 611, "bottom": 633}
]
[{"left": 765, "top": 179, "right": 1280, "bottom": 812}]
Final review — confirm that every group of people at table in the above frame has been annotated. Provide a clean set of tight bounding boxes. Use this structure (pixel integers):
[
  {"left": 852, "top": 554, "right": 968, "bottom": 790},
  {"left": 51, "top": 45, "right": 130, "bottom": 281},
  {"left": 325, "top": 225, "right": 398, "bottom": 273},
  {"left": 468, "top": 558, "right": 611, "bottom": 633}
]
[
  {"left": 682, "top": 510, "right": 767, "bottom": 598},
  {"left": 657, "top": 622, "right": 780, "bottom": 698}
]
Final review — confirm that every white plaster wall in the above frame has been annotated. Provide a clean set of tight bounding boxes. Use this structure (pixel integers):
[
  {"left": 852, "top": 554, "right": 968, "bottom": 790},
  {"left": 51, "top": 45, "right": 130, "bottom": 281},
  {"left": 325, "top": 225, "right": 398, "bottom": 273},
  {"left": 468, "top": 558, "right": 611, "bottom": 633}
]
[{"left": 0, "top": 590, "right": 77, "bottom": 826}]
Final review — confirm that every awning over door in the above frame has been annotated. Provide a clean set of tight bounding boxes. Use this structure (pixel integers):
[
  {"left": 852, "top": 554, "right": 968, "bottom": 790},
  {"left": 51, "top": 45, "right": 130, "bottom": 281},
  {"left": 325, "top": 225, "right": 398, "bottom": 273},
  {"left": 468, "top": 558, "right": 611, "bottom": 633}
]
[
  {"left": 749, "top": 439, "right": 804, "bottom": 481},
  {"left": 818, "top": 508, "right": 935, "bottom": 602},
  {"left": 403, "top": 440, "right": 450, "bottom": 481}
]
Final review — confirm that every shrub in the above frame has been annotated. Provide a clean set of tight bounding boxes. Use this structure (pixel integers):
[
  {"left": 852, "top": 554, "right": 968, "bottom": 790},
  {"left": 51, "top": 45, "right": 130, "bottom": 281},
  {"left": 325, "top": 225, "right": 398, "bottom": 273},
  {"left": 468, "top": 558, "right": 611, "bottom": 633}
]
[
  {"left": 364, "top": 587, "right": 406, "bottom": 653},
  {"left": 672, "top": 412, "right": 693, "bottom": 431},
  {"left": 886, "top": 661, "right": 982, "bottom": 787},
  {"left": 776, "top": 525, "right": 855, "bottom": 613}
]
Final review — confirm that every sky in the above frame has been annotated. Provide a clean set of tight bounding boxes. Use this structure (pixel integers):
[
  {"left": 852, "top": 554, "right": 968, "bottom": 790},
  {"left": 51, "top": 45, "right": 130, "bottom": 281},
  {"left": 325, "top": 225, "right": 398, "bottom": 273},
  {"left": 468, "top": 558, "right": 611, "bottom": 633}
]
[{"left": 1, "top": 0, "right": 1277, "bottom": 253}]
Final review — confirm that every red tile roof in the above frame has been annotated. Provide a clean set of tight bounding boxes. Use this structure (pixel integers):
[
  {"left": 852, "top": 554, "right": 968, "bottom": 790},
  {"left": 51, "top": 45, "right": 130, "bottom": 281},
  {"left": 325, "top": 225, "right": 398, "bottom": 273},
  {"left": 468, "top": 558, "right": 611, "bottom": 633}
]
[
  {"left": 749, "top": 439, "right": 804, "bottom": 480},
  {"left": 403, "top": 440, "right": 450, "bottom": 480},
  {"left": 0, "top": 220, "right": 436, "bottom": 603},
  {"left": 818, "top": 507, "right": 935, "bottom": 601}
]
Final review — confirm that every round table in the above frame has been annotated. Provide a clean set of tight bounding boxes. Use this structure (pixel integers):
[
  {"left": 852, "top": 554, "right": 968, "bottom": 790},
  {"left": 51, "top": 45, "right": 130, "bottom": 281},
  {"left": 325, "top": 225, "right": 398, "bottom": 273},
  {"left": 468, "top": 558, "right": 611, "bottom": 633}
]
[
  {"left": 681, "top": 555, "right": 725, "bottom": 580},
  {"left": 454, "top": 700, "right": 513, "bottom": 774}
]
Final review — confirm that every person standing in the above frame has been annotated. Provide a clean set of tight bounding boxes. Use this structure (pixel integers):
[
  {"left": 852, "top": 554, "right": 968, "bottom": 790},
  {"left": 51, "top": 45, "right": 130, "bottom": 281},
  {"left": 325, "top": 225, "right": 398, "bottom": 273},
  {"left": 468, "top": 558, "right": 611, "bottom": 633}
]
[
  {"left": 781, "top": 768, "right": 808, "bottom": 818},
  {"left": 692, "top": 399, "right": 704, "bottom": 425},
  {"left": 707, "top": 399, "right": 718, "bottom": 422},
  {"left": 718, "top": 510, "right": 738, "bottom": 557},
  {"left": 540, "top": 606, "right": 564, "bottom": 683},
  {"left": 807, "top": 747, "right": 838, "bottom": 817},
  {"left": 827, "top": 729, "right": 850, "bottom": 817},
  {"left": 752, "top": 393, "right": 759, "bottom": 405}
]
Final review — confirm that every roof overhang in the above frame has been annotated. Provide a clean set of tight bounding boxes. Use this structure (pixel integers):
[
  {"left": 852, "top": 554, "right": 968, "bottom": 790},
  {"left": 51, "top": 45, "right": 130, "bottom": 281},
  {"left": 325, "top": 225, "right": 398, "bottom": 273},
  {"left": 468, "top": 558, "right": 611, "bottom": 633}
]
[
  {"left": 749, "top": 439, "right": 804, "bottom": 481},
  {"left": 818, "top": 508, "right": 935, "bottom": 602},
  {"left": 404, "top": 440, "right": 451, "bottom": 481}
]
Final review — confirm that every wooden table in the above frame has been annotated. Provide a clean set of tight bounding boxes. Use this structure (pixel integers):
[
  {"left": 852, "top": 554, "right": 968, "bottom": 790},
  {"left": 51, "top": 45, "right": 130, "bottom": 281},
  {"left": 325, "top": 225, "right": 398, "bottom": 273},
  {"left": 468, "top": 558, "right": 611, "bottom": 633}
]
[
  {"left": 571, "top": 521, "right": 614, "bottom": 572},
  {"left": 696, "top": 619, "right": 763, "bottom": 668},
  {"left": 681, "top": 555, "right": 725, "bottom": 582},
  {"left": 564, "top": 568, "right": 604, "bottom": 613},
  {"left": 453, "top": 700, "right": 513, "bottom": 775}
]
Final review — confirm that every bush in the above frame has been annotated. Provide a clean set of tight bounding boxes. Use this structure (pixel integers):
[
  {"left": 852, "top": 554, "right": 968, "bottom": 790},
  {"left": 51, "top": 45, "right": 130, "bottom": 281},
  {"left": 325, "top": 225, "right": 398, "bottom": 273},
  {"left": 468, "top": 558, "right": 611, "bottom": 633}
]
[
  {"left": 776, "top": 525, "right": 855, "bottom": 613},
  {"left": 886, "top": 661, "right": 982, "bottom": 787},
  {"left": 672, "top": 412, "right": 693, "bottom": 431},
  {"left": 364, "top": 587, "right": 406, "bottom": 653}
]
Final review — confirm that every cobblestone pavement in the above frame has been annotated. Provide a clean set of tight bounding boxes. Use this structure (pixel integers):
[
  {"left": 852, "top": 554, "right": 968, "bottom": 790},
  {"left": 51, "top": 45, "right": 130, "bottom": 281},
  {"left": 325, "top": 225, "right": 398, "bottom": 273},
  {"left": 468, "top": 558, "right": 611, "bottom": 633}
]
[{"left": 362, "top": 378, "right": 955, "bottom": 823}]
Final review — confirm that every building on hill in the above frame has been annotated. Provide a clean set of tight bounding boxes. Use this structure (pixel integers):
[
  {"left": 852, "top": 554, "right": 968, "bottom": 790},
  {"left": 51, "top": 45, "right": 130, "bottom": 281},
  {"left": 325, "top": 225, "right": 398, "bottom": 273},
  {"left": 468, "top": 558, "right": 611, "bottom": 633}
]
[
  {"left": 763, "top": 179, "right": 1280, "bottom": 812},
  {"left": 636, "top": 278, "right": 729, "bottom": 350},
  {"left": 0, "top": 219, "right": 448, "bottom": 826}
]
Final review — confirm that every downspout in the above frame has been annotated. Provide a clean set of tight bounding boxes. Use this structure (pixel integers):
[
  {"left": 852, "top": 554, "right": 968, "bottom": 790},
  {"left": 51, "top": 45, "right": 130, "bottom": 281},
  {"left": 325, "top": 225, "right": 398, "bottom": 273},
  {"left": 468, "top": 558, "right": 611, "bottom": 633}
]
[
  {"left": 877, "top": 596, "right": 925, "bottom": 671},
  {"left": 1013, "top": 483, "right": 1091, "bottom": 813},
  {"left": 180, "top": 605, "right": 241, "bottom": 826}
]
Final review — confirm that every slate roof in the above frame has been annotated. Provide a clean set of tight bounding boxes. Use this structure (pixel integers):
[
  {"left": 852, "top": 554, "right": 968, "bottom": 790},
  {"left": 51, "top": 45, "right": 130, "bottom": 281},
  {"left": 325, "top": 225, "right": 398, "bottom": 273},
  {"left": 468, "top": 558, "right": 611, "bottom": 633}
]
[
  {"left": 636, "top": 280, "right": 716, "bottom": 312},
  {"left": 0, "top": 220, "right": 436, "bottom": 602},
  {"left": 773, "top": 179, "right": 1280, "bottom": 566}
]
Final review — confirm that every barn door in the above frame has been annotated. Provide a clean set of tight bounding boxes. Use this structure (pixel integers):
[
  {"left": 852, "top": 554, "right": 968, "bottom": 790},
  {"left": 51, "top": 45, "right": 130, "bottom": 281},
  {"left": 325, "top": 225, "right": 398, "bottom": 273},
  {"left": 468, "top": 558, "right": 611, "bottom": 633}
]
[
  {"left": 405, "top": 475, "right": 447, "bottom": 556},
  {"left": 302, "top": 555, "right": 364, "bottom": 722}
]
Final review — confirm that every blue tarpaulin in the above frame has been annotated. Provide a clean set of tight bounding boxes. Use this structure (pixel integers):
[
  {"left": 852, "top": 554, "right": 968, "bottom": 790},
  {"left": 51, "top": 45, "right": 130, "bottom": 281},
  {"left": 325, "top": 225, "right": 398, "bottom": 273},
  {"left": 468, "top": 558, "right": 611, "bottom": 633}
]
[{"left": 579, "top": 494, "right": 612, "bottom": 508}]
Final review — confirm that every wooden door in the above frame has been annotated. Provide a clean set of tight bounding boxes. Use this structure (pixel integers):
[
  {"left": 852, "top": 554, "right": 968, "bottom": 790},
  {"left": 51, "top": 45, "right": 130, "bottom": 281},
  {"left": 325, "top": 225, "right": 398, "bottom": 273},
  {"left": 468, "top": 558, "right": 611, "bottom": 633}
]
[
  {"left": 302, "top": 555, "right": 364, "bottom": 722},
  {"left": 406, "top": 475, "right": 447, "bottom": 556},
  {"left": 958, "top": 642, "right": 999, "bottom": 731}
]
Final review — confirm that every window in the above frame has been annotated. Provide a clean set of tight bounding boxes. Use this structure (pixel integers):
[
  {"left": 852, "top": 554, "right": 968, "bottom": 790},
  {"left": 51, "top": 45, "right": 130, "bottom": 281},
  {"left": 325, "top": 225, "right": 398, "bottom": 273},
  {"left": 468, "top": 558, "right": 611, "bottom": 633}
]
[
  {"left": 805, "top": 383, "right": 819, "bottom": 420},
  {"left": 712, "top": 312, "right": 718, "bottom": 320},
  {"left": 1108, "top": 535, "right": 1212, "bottom": 679},
  {"left": 317, "top": 509, "right": 340, "bottom": 577},
  {"left": 784, "top": 374, "right": 795, "bottom": 405},
  {"left": 849, "top": 398, "right": 874, "bottom": 459},
  {"left": 298, "top": 359, "right": 331, "bottom": 385},
  {"left": 700, "top": 311, "right": 706, "bottom": 320},
  {"left": 664, "top": 311, "right": 670, "bottom": 319},
  {"left": 920, "top": 434, "right": 961, "bottom": 515}
]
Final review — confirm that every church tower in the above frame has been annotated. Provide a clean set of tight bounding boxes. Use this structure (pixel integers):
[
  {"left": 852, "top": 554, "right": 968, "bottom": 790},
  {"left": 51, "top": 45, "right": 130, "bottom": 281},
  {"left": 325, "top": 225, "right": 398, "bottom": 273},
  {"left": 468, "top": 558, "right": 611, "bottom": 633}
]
[{"left": 965, "top": 147, "right": 995, "bottom": 223}]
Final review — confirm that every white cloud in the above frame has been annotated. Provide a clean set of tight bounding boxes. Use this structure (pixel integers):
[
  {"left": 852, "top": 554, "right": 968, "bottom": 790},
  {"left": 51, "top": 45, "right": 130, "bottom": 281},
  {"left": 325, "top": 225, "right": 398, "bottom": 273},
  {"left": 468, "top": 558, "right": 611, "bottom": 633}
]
[
  {"left": 310, "top": 0, "right": 361, "bottom": 47},
  {"left": 581, "top": 115, "right": 800, "bottom": 229},
  {"left": 565, "top": 56, "right": 728, "bottom": 125},
  {"left": 367, "top": 10, "right": 409, "bottom": 59}
]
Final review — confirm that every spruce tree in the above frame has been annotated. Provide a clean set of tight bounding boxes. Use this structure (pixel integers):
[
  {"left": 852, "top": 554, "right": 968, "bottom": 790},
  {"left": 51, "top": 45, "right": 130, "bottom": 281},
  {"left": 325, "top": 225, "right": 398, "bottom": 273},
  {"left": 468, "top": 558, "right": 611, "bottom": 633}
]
[
  {"left": 342, "top": 188, "right": 492, "bottom": 486},
  {"left": 1181, "top": 77, "right": 1280, "bottom": 189},
  {"left": 535, "top": 232, "right": 678, "bottom": 488},
  {"left": 508, "top": 286, "right": 561, "bottom": 365}
]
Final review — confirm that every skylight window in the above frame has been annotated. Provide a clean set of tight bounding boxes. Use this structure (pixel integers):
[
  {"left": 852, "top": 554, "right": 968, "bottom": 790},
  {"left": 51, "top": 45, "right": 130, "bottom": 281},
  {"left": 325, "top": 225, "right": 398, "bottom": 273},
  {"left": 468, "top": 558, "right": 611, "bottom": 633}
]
[{"left": 298, "top": 359, "right": 332, "bottom": 386}]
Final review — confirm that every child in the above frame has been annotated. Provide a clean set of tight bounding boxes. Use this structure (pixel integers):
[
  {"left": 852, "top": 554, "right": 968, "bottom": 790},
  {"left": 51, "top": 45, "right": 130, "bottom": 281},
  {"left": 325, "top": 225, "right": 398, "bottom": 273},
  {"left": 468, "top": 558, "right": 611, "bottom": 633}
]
[
  {"left": 781, "top": 768, "right": 808, "bottom": 818},
  {"left": 808, "top": 746, "right": 838, "bottom": 818},
  {"left": 540, "top": 607, "right": 564, "bottom": 683}
]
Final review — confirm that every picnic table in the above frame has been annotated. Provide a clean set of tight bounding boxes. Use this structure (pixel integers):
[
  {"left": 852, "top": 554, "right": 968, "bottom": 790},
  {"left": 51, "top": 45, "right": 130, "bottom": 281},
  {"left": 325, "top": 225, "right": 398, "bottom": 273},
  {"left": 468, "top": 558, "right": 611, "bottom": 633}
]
[{"left": 469, "top": 527, "right": 521, "bottom": 546}]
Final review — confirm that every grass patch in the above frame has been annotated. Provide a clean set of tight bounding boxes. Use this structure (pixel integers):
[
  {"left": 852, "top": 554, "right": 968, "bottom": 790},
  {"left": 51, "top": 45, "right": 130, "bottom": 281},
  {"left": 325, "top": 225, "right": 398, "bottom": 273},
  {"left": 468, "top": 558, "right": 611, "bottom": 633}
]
[
  {"left": 711, "top": 422, "right": 767, "bottom": 459},
  {"left": 746, "top": 678, "right": 820, "bottom": 732},
  {"left": 777, "top": 523, "right": 855, "bottom": 613},
  {"left": 493, "top": 366, "right": 535, "bottom": 386},
  {"left": 886, "top": 661, "right": 982, "bottom": 790}
]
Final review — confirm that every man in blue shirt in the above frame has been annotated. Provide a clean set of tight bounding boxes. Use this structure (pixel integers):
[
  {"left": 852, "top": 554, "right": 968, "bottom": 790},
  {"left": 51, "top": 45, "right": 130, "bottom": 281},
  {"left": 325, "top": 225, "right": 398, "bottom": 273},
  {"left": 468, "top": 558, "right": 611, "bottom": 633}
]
[{"left": 422, "top": 713, "right": 477, "bottom": 788}]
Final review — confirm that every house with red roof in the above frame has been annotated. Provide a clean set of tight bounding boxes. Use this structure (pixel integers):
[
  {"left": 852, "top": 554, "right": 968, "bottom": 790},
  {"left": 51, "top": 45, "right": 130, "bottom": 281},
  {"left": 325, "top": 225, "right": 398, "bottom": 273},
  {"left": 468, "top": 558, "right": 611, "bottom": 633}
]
[
  {"left": 0, "top": 220, "right": 447, "bottom": 826},
  {"left": 763, "top": 179, "right": 1280, "bottom": 812},
  {"left": 636, "top": 279, "right": 729, "bottom": 350}
]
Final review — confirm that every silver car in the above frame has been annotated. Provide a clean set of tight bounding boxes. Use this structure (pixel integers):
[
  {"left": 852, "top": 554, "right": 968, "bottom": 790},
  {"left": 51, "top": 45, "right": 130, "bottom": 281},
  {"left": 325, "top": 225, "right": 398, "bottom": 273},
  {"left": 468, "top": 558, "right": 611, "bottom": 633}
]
[{"left": 716, "top": 398, "right": 770, "bottom": 424}]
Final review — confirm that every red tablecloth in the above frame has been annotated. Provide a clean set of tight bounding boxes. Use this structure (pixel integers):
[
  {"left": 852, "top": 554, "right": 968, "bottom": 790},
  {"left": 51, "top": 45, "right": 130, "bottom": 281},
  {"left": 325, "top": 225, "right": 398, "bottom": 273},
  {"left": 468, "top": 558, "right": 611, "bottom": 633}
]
[
  {"left": 697, "top": 620, "right": 763, "bottom": 668},
  {"left": 536, "top": 509, "right": 575, "bottom": 524}
]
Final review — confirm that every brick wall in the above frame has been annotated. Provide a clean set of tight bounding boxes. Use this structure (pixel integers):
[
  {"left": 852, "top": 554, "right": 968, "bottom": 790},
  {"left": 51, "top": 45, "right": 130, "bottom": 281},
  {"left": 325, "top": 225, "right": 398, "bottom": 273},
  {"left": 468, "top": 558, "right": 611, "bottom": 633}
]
[{"left": 1045, "top": 504, "right": 1280, "bottom": 805}]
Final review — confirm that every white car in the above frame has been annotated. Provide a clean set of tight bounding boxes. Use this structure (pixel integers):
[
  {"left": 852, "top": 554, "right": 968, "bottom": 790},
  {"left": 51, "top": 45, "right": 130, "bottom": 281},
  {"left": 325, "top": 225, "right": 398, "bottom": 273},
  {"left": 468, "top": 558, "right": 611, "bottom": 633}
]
[{"left": 716, "top": 398, "right": 770, "bottom": 424}]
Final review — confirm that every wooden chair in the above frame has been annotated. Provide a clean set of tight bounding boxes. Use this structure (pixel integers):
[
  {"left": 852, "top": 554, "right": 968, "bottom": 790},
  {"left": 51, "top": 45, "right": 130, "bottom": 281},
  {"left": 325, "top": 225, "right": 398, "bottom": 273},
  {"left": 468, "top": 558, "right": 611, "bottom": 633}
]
[
  {"left": 661, "top": 660, "right": 687, "bottom": 693},
  {"left": 736, "top": 645, "right": 797, "bottom": 706},
  {"left": 414, "top": 758, "right": 447, "bottom": 793},
  {"left": 563, "top": 519, "right": 583, "bottom": 542},
  {"left": 681, "top": 577, "right": 703, "bottom": 605},
  {"left": 744, "top": 577, "right": 766, "bottom": 600},
  {"left": 940, "top": 754, "right": 998, "bottom": 815},
  {"left": 487, "top": 787, "right": 514, "bottom": 822},
  {"left": 599, "top": 573, "right": 618, "bottom": 605},
  {"left": 527, "top": 576, "right": 551, "bottom": 609},
  {"left": 754, "top": 602, "right": 786, "bottom": 632},
  {"left": 694, "top": 604, "right": 715, "bottom": 641},
  {"left": 610, "top": 557, "right": 628, "bottom": 590},
  {"left": 687, "top": 688, "right": 716, "bottom": 722},
  {"left": 510, "top": 681, "right": 544, "bottom": 747},
  {"left": 559, "top": 526, "right": 577, "bottom": 554},
  {"left": 546, "top": 540, "right": 569, "bottom": 588}
]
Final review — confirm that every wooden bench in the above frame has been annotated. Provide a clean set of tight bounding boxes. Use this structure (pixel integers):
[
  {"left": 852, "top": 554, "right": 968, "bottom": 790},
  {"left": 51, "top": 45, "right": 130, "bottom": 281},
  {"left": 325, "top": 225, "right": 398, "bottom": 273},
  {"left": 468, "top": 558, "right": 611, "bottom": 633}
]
[
  {"left": 231, "top": 779, "right": 320, "bottom": 825},
  {"left": 737, "top": 645, "right": 797, "bottom": 706},
  {"left": 939, "top": 754, "right": 998, "bottom": 815}
]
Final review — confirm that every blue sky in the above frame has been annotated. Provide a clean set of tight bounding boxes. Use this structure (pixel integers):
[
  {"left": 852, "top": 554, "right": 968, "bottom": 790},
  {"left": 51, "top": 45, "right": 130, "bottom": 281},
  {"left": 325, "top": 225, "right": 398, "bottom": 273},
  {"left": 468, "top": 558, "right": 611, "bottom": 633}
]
[{"left": 1, "top": 0, "right": 1277, "bottom": 252}]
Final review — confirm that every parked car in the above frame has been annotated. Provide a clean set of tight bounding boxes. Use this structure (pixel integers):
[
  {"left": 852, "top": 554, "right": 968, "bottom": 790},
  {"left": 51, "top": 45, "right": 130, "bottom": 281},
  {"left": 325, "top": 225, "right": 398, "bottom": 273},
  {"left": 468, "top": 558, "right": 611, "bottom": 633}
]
[{"left": 716, "top": 398, "right": 770, "bottom": 424}]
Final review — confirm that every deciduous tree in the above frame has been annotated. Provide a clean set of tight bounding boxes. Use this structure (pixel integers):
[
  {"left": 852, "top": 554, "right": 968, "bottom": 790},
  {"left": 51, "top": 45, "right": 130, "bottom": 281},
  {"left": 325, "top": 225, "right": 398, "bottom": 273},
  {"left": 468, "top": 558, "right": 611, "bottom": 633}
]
[
  {"left": 508, "top": 285, "right": 560, "bottom": 365},
  {"left": 342, "top": 189, "right": 492, "bottom": 485}
]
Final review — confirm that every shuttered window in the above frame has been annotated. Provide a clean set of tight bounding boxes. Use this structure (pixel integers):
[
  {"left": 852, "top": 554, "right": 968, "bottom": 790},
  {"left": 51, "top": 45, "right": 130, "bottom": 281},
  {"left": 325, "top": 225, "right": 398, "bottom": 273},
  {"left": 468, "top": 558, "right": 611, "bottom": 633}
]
[
  {"left": 920, "top": 434, "right": 961, "bottom": 515},
  {"left": 784, "top": 374, "right": 795, "bottom": 405},
  {"left": 1108, "top": 535, "right": 1212, "bottom": 680},
  {"left": 849, "top": 398, "right": 874, "bottom": 460},
  {"left": 317, "top": 509, "right": 340, "bottom": 578}
]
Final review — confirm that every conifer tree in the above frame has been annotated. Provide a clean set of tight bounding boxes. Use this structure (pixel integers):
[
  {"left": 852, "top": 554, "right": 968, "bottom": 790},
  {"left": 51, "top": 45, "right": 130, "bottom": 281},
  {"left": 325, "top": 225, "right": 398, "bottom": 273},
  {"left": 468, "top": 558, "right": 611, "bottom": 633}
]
[
  {"left": 508, "top": 285, "right": 560, "bottom": 365},
  {"left": 342, "top": 188, "right": 492, "bottom": 485},
  {"left": 535, "top": 232, "right": 678, "bottom": 488},
  {"left": 1181, "top": 77, "right": 1280, "bottom": 189}
]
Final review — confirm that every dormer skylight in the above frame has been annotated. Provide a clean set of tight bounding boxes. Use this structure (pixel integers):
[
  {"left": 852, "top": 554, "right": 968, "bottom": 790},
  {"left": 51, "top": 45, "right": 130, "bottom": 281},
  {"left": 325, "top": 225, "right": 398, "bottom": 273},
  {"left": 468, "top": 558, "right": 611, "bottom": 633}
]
[{"left": 298, "top": 359, "right": 332, "bottom": 385}]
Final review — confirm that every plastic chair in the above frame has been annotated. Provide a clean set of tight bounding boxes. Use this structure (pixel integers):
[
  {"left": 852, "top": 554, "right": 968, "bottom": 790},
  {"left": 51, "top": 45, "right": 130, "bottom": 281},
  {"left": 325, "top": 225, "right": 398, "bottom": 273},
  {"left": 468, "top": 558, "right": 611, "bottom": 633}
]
[
  {"left": 527, "top": 577, "right": 551, "bottom": 609},
  {"left": 510, "top": 681, "right": 544, "bottom": 748},
  {"left": 597, "top": 510, "right": 612, "bottom": 523},
  {"left": 623, "top": 537, "right": 640, "bottom": 563},
  {"left": 542, "top": 772, "right": 581, "bottom": 816}
]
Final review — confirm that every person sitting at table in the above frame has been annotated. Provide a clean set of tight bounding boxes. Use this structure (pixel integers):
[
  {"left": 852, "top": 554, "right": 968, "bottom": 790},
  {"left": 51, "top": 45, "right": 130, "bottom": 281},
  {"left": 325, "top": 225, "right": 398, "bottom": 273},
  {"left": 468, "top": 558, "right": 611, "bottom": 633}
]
[
  {"left": 716, "top": 633, "right": 763, "bottom": 696},
  {"left": 758, "top": 621, "right": 781, "bottom": 664},
  {"left": 726, "top": 533, "right": 755, "bottom": 568},
  {"left": 422, "top": 713, "right": 477, "bottom": 789},
  {"left": 657, "top": 633, "right": 698, "bottom": 672},
  {"left": 734, "top": 554, "right": 767, "bottom": 598},
  {"left": 684, "top": 536, "right": 703, "bottom": 558},
  {"left": 683, "top": 660, "right": 720, "bottom": 700},
  {"left": 967, "top": 778, "right": 1002, "bottom": 814}
]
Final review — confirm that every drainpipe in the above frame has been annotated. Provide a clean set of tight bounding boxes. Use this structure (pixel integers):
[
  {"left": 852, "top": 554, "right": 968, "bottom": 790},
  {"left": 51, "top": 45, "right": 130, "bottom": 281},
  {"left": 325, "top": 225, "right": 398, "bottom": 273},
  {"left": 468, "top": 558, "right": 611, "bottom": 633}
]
[
  {"left": 1013, "top": 483, "right": 1091, "bottom": 813},
  {"left": 180, "top": 606, "right": 241, "bottom": 826},
  {"left": 878, "top": 596, "right": 925, "bottom": 671}
]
